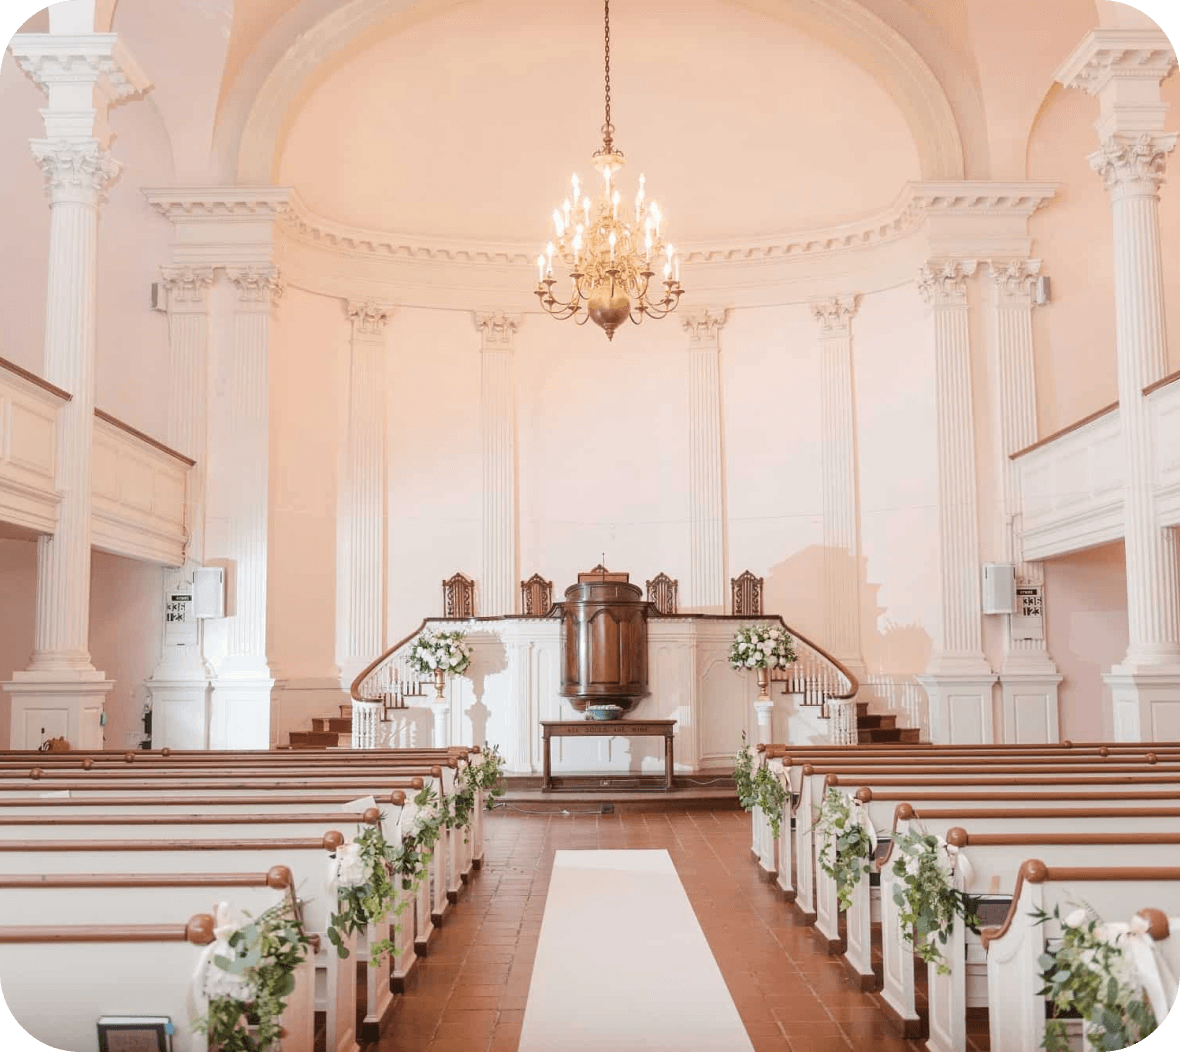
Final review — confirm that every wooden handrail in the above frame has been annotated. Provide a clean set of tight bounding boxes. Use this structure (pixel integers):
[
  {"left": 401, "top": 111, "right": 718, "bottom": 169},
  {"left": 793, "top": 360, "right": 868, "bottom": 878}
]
[
  {"left": 981, "top": 861, "right": 1180, "bottom": 948},
  {"left": 854, "top": 787, "right": 1180, "bottom": 802},
  {"left": 17, "top": 764, "right": 454, "bottom": 780},
  {"left": 6, "top": 772, "right": 444, "bottom": 791},
  {"left": 0, "top": 833, "right": 346, "bottom": 852},
  {"left": 1144, "top": 369, "right": 1180, "bottom": 397},
  {"left": 94, "top": 408, "right": 195, "bottom": 466},
  {"left": 944, "top": 829, "right": 1180, "bottom": 847},
  {"left": 1010, "top": 400, "right": 1119, "bottom": 460},
  {"left": 0, "top": 913, "right": 217, "bottom": 944},
  {"left": 0, "top": 868, "right": 295, "bottom": 889},
  {"left": 0, "top": 789, "right": 416, "bottom": 807},
  {"left": 0, "top": 355, "right": 71, "bottom": 401},
  {"left": 825, "top": 773, "right": 1180, "bottom": 787},
  {"left": 0, "top": 810, "right": 384, "bottom": 827},
  {"left": 903, "top": 806, "right": 1180, "bottom": 820},
  {"left": 350, "top": 611, "right": 861, "bottom": 701}
]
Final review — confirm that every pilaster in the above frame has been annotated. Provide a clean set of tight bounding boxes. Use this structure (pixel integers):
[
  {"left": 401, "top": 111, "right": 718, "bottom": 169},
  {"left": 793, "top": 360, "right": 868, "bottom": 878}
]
[
  {"left": 337, "top": 299, "right": 391, "bottom": 687},
  {"left": 988, "top": 260, "right": 1062, "bottom": 741},
  {"left": 1058, "top": 29, "right": 1180, "bottom": 739},
  {"left": 3, "top": 32, "right": 148, "bottom": 748},
  {"left": 811, "top": 295, "right": 863, "bottom": 673},
  {"left": 916, "top": 260, "right": 995, "bottom": 743},
  {"left": 683, "top": 309, "right": 728, "bottom": 613},
  {"left": 477, "top": 312, "right": 520, "bottom": 616},
  {"left": 145, "top": 265, "right": 216, "bottom": 747}
]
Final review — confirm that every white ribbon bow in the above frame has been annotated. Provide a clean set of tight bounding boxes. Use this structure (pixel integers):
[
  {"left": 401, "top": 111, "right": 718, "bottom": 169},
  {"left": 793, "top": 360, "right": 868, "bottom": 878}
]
[
  {"left": 943, "top": 839, "right": 974, "bottom": 891},
  {"left": 190, "top": 901, "right": 256, "bottom": 1020},
  {"left": 327, "top": 839, "right": 367, "bottom": 893},
  {"left": 850, "top": 797, "right": 877, "bottom": 847}
]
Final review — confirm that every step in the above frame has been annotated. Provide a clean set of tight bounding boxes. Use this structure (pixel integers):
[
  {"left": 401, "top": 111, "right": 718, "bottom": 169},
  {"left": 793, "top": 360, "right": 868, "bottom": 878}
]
[
  {"left": 311, "top": 716, "right": 353, "bottom": 734},
  {"left": 858, "top": 726, "right": 922, "bottom": 744},
  {"left": 288, "top": 730, "right": 351, "bottom": 748},
  {"left": 855, "top": 713, "right": 897, "bottom": 731}
]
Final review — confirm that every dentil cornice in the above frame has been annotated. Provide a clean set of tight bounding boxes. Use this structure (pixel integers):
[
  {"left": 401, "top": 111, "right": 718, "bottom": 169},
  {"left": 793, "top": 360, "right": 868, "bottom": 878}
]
[
  {"left": 811, "top": 295, "right": 860, "bottom": 336},
  {"left": 682, "top": 308, "right": 729, "bottom": 347},
  {"left": 30, "top": 139, "right": 120, "bottom": 205},
  {"left": 917, "top": 259, "right": 978, "bottom": 306},
  {"left": 1090, "top": 133, "right": 1178, "bottom": 196},
  {"left": 1055, "top": 29, "right": 1177, "bottom": 95},
  {"left": 8, "top": 33, "right": 151, "bottom": 106},
  {"left": 475, "top": 312, "right": 521, "bottom": 351},
  {"left": 227, "top": 265, "right": 283, "bottom": 306},
  {"left": 989, "top": 259, "right": 1042, "bottom": 307},
  {"left": 160, "top": 265, "right": 215, "bottom": 309},
  {"left": 347, "top": 300, "right": 390, "bottom": 337}
]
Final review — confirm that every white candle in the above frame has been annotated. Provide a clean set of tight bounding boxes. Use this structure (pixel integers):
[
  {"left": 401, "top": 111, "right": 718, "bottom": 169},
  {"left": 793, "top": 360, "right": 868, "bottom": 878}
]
[
  {"left": 537, "top": 255, "right": 545, "bottom": 282},
  {"left": 675, "top": 257, "right": 680, "bottom": 283},
  {"left": 546, "top": 242, "right": 554, "bottom": 276}
]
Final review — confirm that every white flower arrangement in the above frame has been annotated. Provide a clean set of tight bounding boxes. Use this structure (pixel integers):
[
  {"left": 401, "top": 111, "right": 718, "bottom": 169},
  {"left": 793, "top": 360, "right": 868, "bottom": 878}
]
[
  {"left": 408, "top": 628, "right": 472, "bottom": 677},
  {"left": 729, "top": 623, "right": 796, "bottom": 671}
]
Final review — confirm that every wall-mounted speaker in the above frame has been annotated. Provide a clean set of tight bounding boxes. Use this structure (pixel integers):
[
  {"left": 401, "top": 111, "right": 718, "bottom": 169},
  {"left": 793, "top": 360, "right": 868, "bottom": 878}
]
[
  {"left": 981, "top": 563, "right": 1016, "bottom": 615},
  {"left": 193, "top": 566, "right": 226, "bottom": 619},
  {"left": 1035, "top": 275, "right": 1050, "bottom": 306}
]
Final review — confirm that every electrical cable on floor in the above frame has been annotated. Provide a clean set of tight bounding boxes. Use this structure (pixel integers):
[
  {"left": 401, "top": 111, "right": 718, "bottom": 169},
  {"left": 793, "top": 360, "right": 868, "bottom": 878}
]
[
  {"left": 678, "top": 777, "right": 733, "bottom": 786},
  {"left": 492, "top": 803, "right": 605, "bottom": 815}
]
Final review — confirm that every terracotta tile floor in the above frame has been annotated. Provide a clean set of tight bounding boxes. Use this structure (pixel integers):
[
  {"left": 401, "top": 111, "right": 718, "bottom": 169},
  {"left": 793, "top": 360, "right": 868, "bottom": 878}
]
[{"left": 368, "top": 808, "right": 963, "bottom": 1052}]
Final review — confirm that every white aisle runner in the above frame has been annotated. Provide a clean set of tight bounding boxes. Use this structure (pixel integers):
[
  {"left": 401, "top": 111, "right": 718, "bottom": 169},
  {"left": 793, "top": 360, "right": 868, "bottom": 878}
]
[{"left": 518, "top": 849, "right": 756, "bottom": 1051}]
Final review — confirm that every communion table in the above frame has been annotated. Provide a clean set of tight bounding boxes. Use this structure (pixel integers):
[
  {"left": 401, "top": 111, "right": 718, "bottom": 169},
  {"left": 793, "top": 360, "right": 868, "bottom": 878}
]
[{"left": 540, "top": 719, "right": 676, "bottom": 791}]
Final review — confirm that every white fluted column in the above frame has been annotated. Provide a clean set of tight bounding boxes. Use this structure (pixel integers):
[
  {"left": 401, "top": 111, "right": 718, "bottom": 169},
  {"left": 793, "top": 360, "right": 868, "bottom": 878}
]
[
  {"left": 1058, "top": 31, "right": 1180, "bottom": 740},
  {"left": 916, "top": 260, "right": 996, "bottom": 743},
  {"left": 684, "top": 309, "right": 728, "bottom": 613},
  {"left": 207, "top": 265, "right": 282, "bottom": 748},
  {"left": 146, "top": 266, "right": 215, "bottom": 747},
  {"left": 812, "top": 296, "right": 863, "bottom": 672},
  {"left": 337, "top": 300, "right": 390, "bottom": 687},
  {"left": 4, "top": 33, "right": 149, "bottom": 748},
  {"left": 989, "top": 260, "right": 1062, "bottom": 741},
  {"left": 477, "top": 313, "right": 520, "bottom": 615}
]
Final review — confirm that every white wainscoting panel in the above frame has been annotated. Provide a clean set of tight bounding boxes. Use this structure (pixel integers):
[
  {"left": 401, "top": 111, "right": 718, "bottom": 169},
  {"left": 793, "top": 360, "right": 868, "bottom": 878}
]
[
  {"left": 1017, "top": 408, "right": 1124, "bottom": 561},
  {"left": 0, "top": 367, "right": 64, "bottom": 534},
  {"left": 90, "top": 415, "right": 190, "bottom": 566},
  {"left": 1151, "top": 379, "right": 1180, "bottom": 529}
]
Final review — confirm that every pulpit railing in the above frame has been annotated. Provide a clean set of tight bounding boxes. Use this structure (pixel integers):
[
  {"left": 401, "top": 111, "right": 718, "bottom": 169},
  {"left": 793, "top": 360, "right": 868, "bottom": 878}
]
[{"left": 349, "top": 611, "right": 858, "bottom": 748}]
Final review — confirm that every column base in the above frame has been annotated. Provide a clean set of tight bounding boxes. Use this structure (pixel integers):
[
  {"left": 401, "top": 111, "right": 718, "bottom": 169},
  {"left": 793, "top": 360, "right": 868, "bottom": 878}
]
[
  {"left": 209, "top": 675, "right": 276, "bottom": 750},
  {"left": 753, "top": 701, "right": 774, "bottom": 746},
  {"left": 917, "top": 666, "right": 997, "bottom": 744},
  {"left": 1103, "top": 665, "right": 1180, "bottom": 741},
  {"left": 999, "top": 652, "right": 1062, "bottom": 744},
  {"left": 3, "top": 669, "right": 114, "bottom": 750},
  {"left": 146, "top": 676, "right": 211, "bottom": 750}
]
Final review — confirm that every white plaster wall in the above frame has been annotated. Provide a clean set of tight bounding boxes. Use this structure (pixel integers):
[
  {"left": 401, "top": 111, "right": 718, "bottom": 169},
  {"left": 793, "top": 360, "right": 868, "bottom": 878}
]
[
  {"left": 853, "top": 285, "right": 940, "bottom": 675},
  {"left": 1043, "top": 541, "right": 1130, "bottom": 742},
  {"left": 722, "top": 304, "right": 824, "bottom": 640},
  {"left": 386, "top": 307, "right": 482, "bottom": 643},
  {"left": 268, "top": 285, "right": 343, "bottom": 682},
  {"left": 515, "top": 315, "right": 691, "bottom": 606},
  {"left": 0, "top": 539, "right": 161, "bottom": 751}
]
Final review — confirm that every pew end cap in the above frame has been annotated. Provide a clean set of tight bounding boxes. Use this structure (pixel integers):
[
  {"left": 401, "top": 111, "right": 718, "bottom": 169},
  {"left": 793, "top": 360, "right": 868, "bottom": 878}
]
[
  {"left": 946, "top": 827, "right": 968, "bottom": 848},
  {"left": 266, "top": 866, "right": 293, "bottom": 890},
  {"left": 322, "top": 830, "right": 345, "bottom": 852},
  {"left": 187, "top": 913, "right": 216, "bottom": 945},
  {"left": 1138, "top": 908, "right": 1169, "bottom": 941}
]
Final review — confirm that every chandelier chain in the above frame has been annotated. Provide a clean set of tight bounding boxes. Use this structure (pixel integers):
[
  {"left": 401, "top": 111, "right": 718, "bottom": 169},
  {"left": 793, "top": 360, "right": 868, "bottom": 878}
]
[{"left": 602, "top": 0, "right": 612, "bottom": 149}]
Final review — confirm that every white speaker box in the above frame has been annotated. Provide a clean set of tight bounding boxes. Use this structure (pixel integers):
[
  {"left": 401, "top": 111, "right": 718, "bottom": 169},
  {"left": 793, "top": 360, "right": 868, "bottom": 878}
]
[
  {"left": 981, "top": 563, "right": 1016, "bottom": 615},
  {"left": 193, "top": 566, "right": 226, "bottom": 619}
]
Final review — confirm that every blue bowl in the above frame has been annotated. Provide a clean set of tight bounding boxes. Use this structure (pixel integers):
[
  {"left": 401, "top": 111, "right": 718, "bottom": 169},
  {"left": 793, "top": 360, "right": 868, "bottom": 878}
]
[{"left": 586, "top": 705, "right": 624, "bottom": 721}]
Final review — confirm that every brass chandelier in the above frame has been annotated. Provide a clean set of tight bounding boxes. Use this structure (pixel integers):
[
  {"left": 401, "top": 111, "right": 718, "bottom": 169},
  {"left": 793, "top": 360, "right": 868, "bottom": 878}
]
[{"left": 534, "top": 0, "right": 684, "bottom": 340}]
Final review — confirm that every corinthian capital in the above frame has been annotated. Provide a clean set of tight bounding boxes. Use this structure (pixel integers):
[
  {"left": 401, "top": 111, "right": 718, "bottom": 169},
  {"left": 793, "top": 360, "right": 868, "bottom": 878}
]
[
  {"left": 1089, "top": 133, "right": 1178, "bottom": 197},
  {"left": 989, "top": 259, "right": 1042, "bottom": 308},
  {"left": 227, "top": 265, "right": 283, "bottom": 307},
  {"left": 917, "top": 259, "right": 977, "bottom": 306},
  {"left": 682, "top": 308, "right": 729, "bottom": 347},
  {"left": 811, "top": 295, "right": 859, "bottom": 337},
  {"left": 30, "top": 139, "right": 120, "bottom": 206},
  {"left": 347, "top": 300, "right": 390, "bottom": 338},
  {"left": 474, "top": 312, "right": 521, "bottom": 351},
  {"left": 160, "top": 265, "right": 215, "bottom": 310}
]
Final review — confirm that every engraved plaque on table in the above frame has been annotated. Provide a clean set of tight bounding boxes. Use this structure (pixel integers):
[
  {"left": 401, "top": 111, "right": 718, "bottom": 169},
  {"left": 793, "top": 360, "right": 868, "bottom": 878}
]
[{"left": 558, "top": 565, "right": 650, "bottom": 714}]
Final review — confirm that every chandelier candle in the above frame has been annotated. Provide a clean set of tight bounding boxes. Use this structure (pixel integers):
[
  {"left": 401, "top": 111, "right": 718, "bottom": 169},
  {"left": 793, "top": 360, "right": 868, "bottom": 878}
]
[{"left": 535, "top": 0, "right": 685, "bottom": 339}]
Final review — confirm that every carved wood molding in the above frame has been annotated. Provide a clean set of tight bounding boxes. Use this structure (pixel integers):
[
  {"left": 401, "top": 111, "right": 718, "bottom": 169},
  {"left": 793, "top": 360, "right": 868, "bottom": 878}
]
[
  {"left": 442, "top": 572, "right": 476, "bottom": 619},
  {"left": 520, "top": 574, "right": 554, "bottom": 617},
  {"left": 731, "top": 570, "right": 764, "bottom": 616},
  {"left": 646, "top": 573, "right": 679, "bottom": 616}
]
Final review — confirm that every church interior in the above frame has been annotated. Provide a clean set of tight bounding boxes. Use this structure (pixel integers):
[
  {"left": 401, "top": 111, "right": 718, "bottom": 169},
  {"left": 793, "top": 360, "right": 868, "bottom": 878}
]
[{"left": 1, "top": 0, "right": 1179, "bottom": 1049}]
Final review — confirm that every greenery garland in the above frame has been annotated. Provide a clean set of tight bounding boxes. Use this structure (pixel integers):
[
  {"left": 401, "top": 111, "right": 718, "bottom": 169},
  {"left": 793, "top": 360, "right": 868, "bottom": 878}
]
[
  {"left": 732, "top": 739, "right": 791, "bottom": 840},
  {"left": 813, "top": 788, "right": 874, "bottom": 911},
  {"left": 325, "top": 819, "right": 404, "bottom": 966},
  {"left": 195, "top": 898, "right": 312, "bottom": 1052},
  {"left": 391, "top": 783, "right": 449, "bottom": 893},
  {"left": 466, "top": 744, "right": 508, "bottom": 811},
  {"left": 1034, "top": 905, "right": 1158, "bottom": 1051},
  {"left": 889, "top": 830, "right": 980, "bottom": 975}
]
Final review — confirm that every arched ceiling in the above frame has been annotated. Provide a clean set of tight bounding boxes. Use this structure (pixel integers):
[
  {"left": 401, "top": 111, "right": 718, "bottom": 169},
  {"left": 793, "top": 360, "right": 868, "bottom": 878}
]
[{"left": 275, "top": 0, "right": 925, "bottom": 243}]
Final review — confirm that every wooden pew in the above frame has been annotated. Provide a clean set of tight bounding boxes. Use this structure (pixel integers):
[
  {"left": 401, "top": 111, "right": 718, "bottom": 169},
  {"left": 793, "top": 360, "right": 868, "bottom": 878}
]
[
  {"left": 0, "top": 912, "right": 316, "bottom": 1052},
  {"left": 981, "top": 864, "right": 1180, "bottom": 1052}
]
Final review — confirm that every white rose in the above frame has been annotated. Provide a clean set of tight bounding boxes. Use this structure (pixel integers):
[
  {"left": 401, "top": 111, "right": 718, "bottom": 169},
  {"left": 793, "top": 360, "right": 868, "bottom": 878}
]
[
  {"left": 746, "top": 656, "right": 756, "bottom": 667},
  {"left": 331, "top": 841, "right": 368, "bottom": 889},
  {"left": 1064, "top": 909, "right": 1089, "bottom": 929}
]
